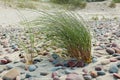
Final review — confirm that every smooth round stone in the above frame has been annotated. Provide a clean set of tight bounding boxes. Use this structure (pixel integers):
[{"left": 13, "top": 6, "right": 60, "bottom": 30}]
[
  {"left": 112, "top": 53, "right": 120, "bottom": 57},
  {"left": 65, "top": 69, "right": 73, "bottom": 74},
  {"left": 53, "top": 76, "right": 60, "bottom": 80},
  {"left": 90, "top": 71, "right": 97, "bottom": 78},
  {"left": 117, "top": 62, "right": 120, "bottom": 68},
  {"left": 83, "top": 74, "right": 92, "bottom": 80},
  {"left": 51, "top": 66, "right": 62, "bottom": 71},
  {"left": 0, "top": 59, "right": 8, "bottom": 64},
  {"left": 113, "top": 73, "right": 120, "bottom": 79},
  {"left": 95, "top": 66, "right": 102, "bottom": 71},
  {"left": 28, "top": 65, "right": 37, "bottom": 72},
  {"left": 109, "top": 65, "right": 119, "bottom": 73},
  {"left": 82, "top": 69, "right": 88, "bottom": 73},
  {"left": 66, "top": 73, "right": 84, "bottom": 80},
  {"left": 112, "top": 47, "right": 120, "bottom": 54},
  {"left": 6, "top": 64, "right": 14, "bottom": 69},
  {"left": 40, "top": 72, "right": 48, "bottom": 76},
  {"left": 116, "top": 56, "right": 120, "bottom": 60},
  {"left": 110, "top": 58, "right": 117, "bottom": 62},
  {"left": 92, "top": 57, "right": 98, "bottom": 63},
  {"left": 51, "top": 71, "right": 58, "bottom": 78},
  {"left": 101, "top": 60, "right": 110, "bottom": 65},
  {"left": 25, "top": 73, "right": 32, "bottom": 78},
  {"left": 97, "top": 71, "right": 106, "bottom": 76},
  {"left": 106, "top": 48, "right": 115, "bottom": 55},
  {"left": 52, "top": 53, "right": 59, "bottom": 60}
]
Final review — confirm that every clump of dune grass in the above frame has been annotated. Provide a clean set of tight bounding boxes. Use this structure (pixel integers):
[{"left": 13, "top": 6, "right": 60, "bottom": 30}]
[
  {"left": 113, "top": 0, "right": 120, "bottom": 3},
  {"left": 35, "top": 11, "right": 92, "bottom": 63}
]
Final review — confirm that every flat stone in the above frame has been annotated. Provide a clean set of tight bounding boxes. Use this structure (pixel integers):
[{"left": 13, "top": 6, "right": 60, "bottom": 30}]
[
  {"left": 101, "top": 59, "right": 110, "bottom": 65},
  {"left": 40, "top": 72, "right": 49, "bottom": 76},
  {"left": 113, "top": 73, "right": 120, "bottom": 79},
  {"left": 90, "top": 71, "right": 97, "bottom": 78},
  {"left": 109, "top": 65, "right": 119, "bottom": 73},
  {"left": 106, "top": 48, "right": 115, "bottom": 55},
  {"left": 2, "top": 68, "right": 20, "bottom": 80},
  {"left": 95, "top": 66, "right": 102, "bottom": 71},
  {"left": 110, "top": 58, "right": 117, "bottom": 62},
  {"left": 66, "top": 73, "right": 84, "bottom": 80},
  {"left": 97, "top": 71, "right": 106, "bottom": 76}
]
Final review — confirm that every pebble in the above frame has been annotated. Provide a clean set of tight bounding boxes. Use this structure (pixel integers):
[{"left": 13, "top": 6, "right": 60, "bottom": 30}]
[
  {"left": 66, "top": 73, "right": 84, "bottom": 80},
  {"left": 106, "top": 48, "right": 115, "bottom": 55},
  {"left": 90, "top": 71, "right": 97, "bottom": 78},
  {"left": 112, "top": 53, "right": 120, "bottom": 57},
  {"left": 113, "top": 73, "right": 120, "bottom": 79},
  {"left": 51, "top": 66, "right": 62, "bottom": 71},
  {"left": 52, "top": 53, "right": 59, "bottom": 60},
  {"left": 2, "top": 68, "right": 20, "bottom": 80},
  {"left": 109, "top": 65, "right": 119, "bottom": 73},
  {"left": 53, "top": 76, "right": 60, "bottom": 80},
  {"left": 92, "top": 57, "right": 98, "bottom": 63},
  {"left": 25, "top": 73, "right": 32, "bottom": 78},
  {"left": 83, "top": 74, "right": 92, "bottom": 80},
  {"left": 116, "top": 56, "right": 120, "bottom": 60},
  {"left": 101, "top": 59, "right": 110, "bottom": 65},
  {"left": 65, "top": 69, "right": 73, "bottom": 74},
  {"left": 6, "top": 64, "right": 14, "bottom": 69},
  {"left": 95, "top": 66, "right": 102, "bottom": 71},
  {"left": 52, "top": 71, "right": 59, "bottom": 78},
  {"left": 110, "top": 58, "right": 117, "bottom": 62},
  {"left": 112, "top": 47, "right": 120, "bottom": 54},
  {"left": 117, "top": 61, "right": 120, "bottom": 68},
  {"left": 97, "top": 71, "right": 106, "bottom": 76},
  {"left": 40, "top": 72, "right": 48, "bottom": 76},
  {"left": 28, "top": 65, "right": 37, "bottom": 72}
]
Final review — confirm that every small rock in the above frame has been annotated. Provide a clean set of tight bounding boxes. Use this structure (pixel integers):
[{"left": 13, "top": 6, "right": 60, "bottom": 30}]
[
  {"left": 92, "top": 57, "right": 98, "bottom": 63},
  {"left": 113, "top": 73, "right": 120, "bottom": 79},
  {"left": 109, "top": 65, "right": 119, "bottom": 73},
  {"left": 83, "top": 75, "right": 92, "bottom": 80},
  {"left": 53, "top": 76, "right": 60, "bottom": 80},
  {"left": 6, "top": 64, "right": 14, "bottom": 69},
  {"left": 110, "top": 58, "right": 117, "bottom": 62},
  {"left": 112, "top": 53, "right": 120, "bottom": 57},
  {"left": 52, "top": 71, "right": 59, "bottom": 78},
  {"left": 117, "top": 62, "right": 120, "bottom": 68},
  {"left": 66, "top": 73, "right": 84, "bottom": 80},
  {"left": 97, "top": 71, "right": 106, "bottom": 76},
  {"left": 65, "top": 69, "right": 73, "bottom": 74},
  {"left": 90, "top": 71, "right": 97, "bottom": 78},
  {"left": 116, "top": 56, "right": 120, "bottom": 60},
  {"left": 95, "top": 66, "right": 102, "bottom": 71},
  {"left": 40, "top": 72, "right": 48, "bottom": 76},
  {"left": 25, "top": 73, "right": 32, "bottom": 78},
  {"left": 82, "top": 69, "right": 88, "bottom": 73},
  {"left": 106, "top": 48, "right": 115, "bottom": 55},
  {"left": 52, "top": 53, "right": 59, "bottom": 60},
  {"left": 51, "top": 66, "right": 62, "bottom": 71},
  {"left": 112, "top": 47, "right": 120, "bottom": 54},
  {"left": 2, "top": 68, "right": 20, "bottom": 80},
  {"left": 0, "top": 59, "right": 9, "bottom": 64},
  {"left": 101, "top": 60, "right": 110, "bottom": 65},
  {"left": 28, "top": 65, "right": 37, "bottom": 72}
]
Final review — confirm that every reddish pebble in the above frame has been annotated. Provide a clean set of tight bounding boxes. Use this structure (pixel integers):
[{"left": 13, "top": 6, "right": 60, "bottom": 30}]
[
  {"left": 113, "top": 73, "right": 120, "bottom": 79},
  {"left": 0, "top": 59, "right": 8, "bottom": 64},
  {"left": 110, "top": 58, "right": 117, "bottom": 62},
  {"left": 52, "top": 71, "right": 58, "bottom": 78}
]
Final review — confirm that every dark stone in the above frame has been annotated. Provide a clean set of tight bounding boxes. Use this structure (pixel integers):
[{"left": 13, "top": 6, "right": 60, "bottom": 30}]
[
  {"left": 40, "top": 72, "right": 48, "bottom": 76},
  {"left": 52, "top": 53, "right": 59, "bottom": 60},
  {"left": 25, "top": 73, "right": 32, "bottom": 78},
  {"left": 97, "top": 71, "right": 106, "bottom": 76},
  {"left": 95, "top": 66, "right": 102, "bottom": 71},
  {"left": 106, "top": 48, "right": 115, "bottom": 55}
]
